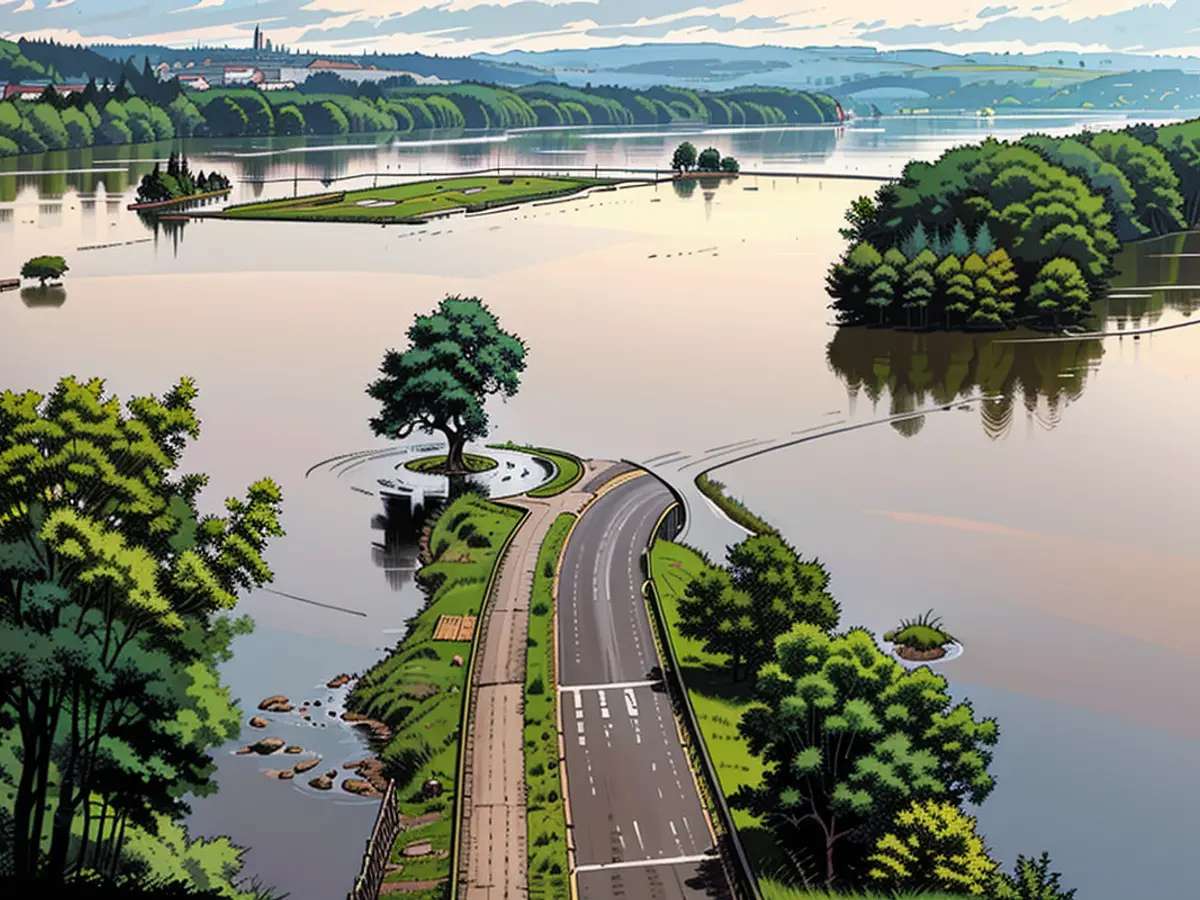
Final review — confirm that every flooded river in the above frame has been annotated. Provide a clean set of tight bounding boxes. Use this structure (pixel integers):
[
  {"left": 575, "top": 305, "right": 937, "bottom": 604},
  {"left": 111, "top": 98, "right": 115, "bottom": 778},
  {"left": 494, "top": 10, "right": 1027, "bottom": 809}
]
[{"left": 2, "top": 113, "right": 1197, "bottom": 900}]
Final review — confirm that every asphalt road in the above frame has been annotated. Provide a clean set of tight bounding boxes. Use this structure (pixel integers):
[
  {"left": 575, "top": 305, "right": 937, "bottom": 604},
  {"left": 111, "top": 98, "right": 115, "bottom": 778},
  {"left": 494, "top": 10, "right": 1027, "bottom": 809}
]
[{"left": 558, "top": 475, "right": 732, "bottom": 900}]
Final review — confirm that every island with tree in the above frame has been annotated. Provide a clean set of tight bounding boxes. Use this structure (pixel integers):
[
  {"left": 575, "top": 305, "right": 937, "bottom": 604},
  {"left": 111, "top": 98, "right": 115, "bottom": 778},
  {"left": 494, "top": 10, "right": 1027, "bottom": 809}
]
[
  {"left": 671, "top": 141, "right": 740, "bottom": 175},
  {"left": 130, "top": 152, "right": 232, "bottom": 210},
  {"left": 826, "top": 117, "right": 1200, "bottom": 331},
  {"left": 20, "top": 254, "right": 68, "bottom": 287}
]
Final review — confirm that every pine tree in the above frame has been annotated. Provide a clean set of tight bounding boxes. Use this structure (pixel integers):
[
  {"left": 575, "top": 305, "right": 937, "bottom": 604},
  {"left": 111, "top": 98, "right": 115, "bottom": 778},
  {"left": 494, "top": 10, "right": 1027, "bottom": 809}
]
[
  {"left": 949, "top": 220, "right": 971, "bottom": 257},
  {"left": 900, "top": 222, "right": 930, "bottom": 259},
  {"left": 985, "top": 249, "right": 1020, "bottom": 320},
  {"left": 972, "top": 221, "right": 997, "bottom": 256}
]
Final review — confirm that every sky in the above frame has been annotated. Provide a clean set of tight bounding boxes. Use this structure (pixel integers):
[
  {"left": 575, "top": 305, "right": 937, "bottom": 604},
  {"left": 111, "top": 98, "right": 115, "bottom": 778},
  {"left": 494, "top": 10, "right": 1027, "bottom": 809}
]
[{"left": 2, "top": 0, "right": 1200, "bottom": 58}]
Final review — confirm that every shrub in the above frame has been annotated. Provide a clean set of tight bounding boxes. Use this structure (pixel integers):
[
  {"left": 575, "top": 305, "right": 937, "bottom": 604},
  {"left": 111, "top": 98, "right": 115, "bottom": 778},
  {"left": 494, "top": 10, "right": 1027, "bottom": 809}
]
[
  {"left": 542, "top": 560, "right": 555, "bottom": 579},
  {"left": 867, "top": 800, "right": 998, "bottom": 896},
  {"left": 528, "top": 675, "right": 545, "bottom": 695},
  {"left": 990, "top": 853, "right": 1077, "bottom": 900},
  {"left": 466, "top": 533, "right": 491, "bottom": 549},
  {"left": 458, "top": 522, "right": 477, "bottom": 540},
  {"left": 531, "top": 601, "right": 549, "bottom": 616}
]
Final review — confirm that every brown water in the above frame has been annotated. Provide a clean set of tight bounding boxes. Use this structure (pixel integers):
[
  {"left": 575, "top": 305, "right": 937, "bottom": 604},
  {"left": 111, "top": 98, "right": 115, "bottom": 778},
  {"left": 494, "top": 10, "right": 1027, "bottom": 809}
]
[{"left": 3, "top": 117, "right": 1197, "bottom": 900}]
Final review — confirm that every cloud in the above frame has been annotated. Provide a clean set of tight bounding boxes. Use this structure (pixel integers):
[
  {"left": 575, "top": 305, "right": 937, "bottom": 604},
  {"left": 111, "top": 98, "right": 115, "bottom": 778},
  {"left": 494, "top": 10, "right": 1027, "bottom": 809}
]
[{"left": 170, "top": 0, "right": 226, "bottom": 13}]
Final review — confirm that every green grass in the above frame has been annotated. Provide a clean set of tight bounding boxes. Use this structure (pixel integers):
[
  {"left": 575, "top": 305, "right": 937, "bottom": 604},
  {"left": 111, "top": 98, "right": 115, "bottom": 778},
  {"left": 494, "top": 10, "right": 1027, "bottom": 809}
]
[
  {"left": 761, "top": 883, "right": 966, "bottom": 900},
  {"left": 346, "top": 493, "right": 524, "bottom": 894},
  {"left": 406, "top": 453, "right": 498, "bottom": 474},
  {"left": 883, "top": 610, "right": 955, "bottom": 651},
  {"left": 524, "top": 513, "right": 576, "bottom": 900},
  {"left": 695, "top": 472, "right": 776, "bottom": 536},
  {"left": 220, "top": 175, "right": 614, "bottom": 224},
  {"left": 488, "top": 442, "right": 584, "bottom": 498}
]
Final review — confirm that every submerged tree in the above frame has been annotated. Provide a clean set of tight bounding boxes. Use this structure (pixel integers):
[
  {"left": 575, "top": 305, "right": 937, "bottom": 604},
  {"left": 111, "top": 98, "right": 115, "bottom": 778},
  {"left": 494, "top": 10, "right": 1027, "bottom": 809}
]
[{"left": 367, "top": 295, "right": 528, "bottom": 474}]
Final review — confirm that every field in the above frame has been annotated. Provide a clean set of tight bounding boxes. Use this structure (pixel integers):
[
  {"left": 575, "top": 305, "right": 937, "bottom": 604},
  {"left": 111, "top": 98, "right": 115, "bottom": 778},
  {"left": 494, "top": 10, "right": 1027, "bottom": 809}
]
[
  {"left": 344, "top": 493, "right": 525, "bottom": 898},
  {"left": 488, "top": 443, "right": 584, "bottom": 498},
  {"left": 219, "top": 175, "right": 615, "bottom": 224},
  {"left": 524, "top": 513, "right": 576, "bottom": 900}
]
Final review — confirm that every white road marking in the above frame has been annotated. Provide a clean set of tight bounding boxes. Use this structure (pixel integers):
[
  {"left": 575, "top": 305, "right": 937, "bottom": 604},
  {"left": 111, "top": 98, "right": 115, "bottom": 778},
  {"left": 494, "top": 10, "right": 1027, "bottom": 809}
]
[
  {"left": 669, "top": 821, "right": 677, "bottom": 837},
  {"left": 633, "top": 820, "right": 644, "bottom": 850},
  {"left": 578, "top": 735, "right": 586, "bottom": 746},
  {"left": 624, "top": 689, "right": 638, "bottom": 718},
  {"left": 575, "top": 854, "right": 712, "bottom": 873}
]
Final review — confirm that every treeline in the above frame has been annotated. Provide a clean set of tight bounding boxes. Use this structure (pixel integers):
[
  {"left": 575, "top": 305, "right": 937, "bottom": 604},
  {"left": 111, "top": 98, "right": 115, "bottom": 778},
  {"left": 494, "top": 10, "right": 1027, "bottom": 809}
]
[
  {"left": 828, "top": 117, "right": 1200, "bottom": 329},
  {"left": 0, "top": 77, "right": 841, "bottom": 157},
  {"left": 135, "top": 152, "right": 230, "bottom": 203}
]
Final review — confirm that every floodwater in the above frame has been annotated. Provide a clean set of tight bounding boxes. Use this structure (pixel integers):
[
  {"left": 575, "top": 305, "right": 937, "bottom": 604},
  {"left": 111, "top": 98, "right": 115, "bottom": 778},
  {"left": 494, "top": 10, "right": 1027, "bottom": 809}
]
[{"left": 2, "top": 113, "right": 1198, "bottom": 900}]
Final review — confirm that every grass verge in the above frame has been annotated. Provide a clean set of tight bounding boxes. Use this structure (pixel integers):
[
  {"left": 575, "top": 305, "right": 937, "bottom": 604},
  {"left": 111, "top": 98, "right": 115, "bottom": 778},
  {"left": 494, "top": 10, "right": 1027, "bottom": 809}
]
[
  {"left": 406, "top": 453, "right": 498, "bottom": 474},
  {"left": 488, "top": 442, "right": 584, "bottom": 498},
  {"left": 761, "top": 884, "right": 967, "bottom": 900},
  {"left": 220, "top": 175, "right": 614, "bottom": 224},
  {"left": 524, "top": 513, "right": 576, "bottom": 900},
  {"left": 695, "top": 472, "right": 777, "bottom": 536},
  {"left": 346, "top": 493, "right": 524, "bottom": 898}
]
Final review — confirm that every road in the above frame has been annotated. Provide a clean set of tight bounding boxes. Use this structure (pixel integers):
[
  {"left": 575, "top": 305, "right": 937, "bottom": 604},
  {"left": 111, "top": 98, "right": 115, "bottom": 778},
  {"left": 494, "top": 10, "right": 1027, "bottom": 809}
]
[{"left": 558, "top": 474, "right": 733, "bottom": 900}]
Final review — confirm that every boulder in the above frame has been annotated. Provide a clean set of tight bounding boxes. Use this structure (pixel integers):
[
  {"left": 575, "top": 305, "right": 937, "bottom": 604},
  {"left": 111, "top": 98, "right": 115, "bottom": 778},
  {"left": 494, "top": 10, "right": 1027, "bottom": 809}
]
[
  {"left": 326, "top": 769, "right": 338, "bottom": 778},
  {"left": 250, "top": 737, "right": 285, "bottom": 755},
  {"left": 285, "top": 745, "right": 303, "bottom": 754},
  {"left": 308, "top": 776, "right": 333, "bottom": 791},
  {"left": 450, "top": 655, "right": 464, "bottom": 667},
  {"left": 313, "top": 699, "right": 322, "bottom": 707},
  {"left": 278, "top": 770, "right": 295, "bottom": 780},
  {"left": 294, "top": 757, "right": 321, "bottom": 774},
  {"left": 422, "top": 779, "right": 442, "bottom": 798},
  {"left": 341, "top": 779, "right": 374, "bottom": 796},
  {"left": 257, "top": 695, "right": 292, "bottom": 713},
  {"left": 248, "top": 716, "right": 269, "bottom": 729},
  {"left": 234, "top": 747, "right": 252, "bottom": 755},
  {"left": 327, "top": 673, "right": 352, "bottom": 689}
]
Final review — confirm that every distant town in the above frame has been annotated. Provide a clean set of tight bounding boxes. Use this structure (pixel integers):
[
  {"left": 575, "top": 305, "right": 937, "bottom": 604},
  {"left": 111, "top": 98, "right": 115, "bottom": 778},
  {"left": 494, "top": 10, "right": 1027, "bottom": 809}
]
[{"left": 0, "top": 24, "right": 452, "bottom": 102}]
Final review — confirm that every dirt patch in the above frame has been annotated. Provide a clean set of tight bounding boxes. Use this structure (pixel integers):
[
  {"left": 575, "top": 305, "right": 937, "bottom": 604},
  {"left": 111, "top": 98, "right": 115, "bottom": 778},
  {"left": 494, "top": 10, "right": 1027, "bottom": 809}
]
[
  {"left": 380, "top": 880, "right": 446, "bottom": 895},
  {"left": 894, "top": 644, "right": 947, "bottom": 661},
  {"left": 399, "top": 811, "right": 442, "bottom": 830}
]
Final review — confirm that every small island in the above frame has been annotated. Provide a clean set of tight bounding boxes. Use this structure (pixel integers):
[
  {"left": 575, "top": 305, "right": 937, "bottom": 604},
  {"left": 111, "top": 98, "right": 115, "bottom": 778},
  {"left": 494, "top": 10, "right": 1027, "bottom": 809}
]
[
  {"left": 671, "top": 141, "right": 740, "bottom": 175},
  {"left": 212, "top": 174, "right": 622, "bottom": 225},
  {"left": 130, "top": 152, "right": 232, "bottom": 210},
  {"left": 883, "top": 610, "right": 958, "bottom": 661}
]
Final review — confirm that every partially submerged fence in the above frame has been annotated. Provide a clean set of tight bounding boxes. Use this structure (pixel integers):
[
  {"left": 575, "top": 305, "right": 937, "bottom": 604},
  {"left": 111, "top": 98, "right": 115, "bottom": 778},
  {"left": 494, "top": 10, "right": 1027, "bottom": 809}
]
[{"left": 347, "top": 779, "right": 400, "bottom": 900}]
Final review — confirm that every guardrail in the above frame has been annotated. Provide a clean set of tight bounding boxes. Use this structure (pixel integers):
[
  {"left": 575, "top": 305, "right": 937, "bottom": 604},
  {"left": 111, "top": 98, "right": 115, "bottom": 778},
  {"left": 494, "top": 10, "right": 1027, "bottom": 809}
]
[
  {"left": 449, "top": 503, "right": 531, "bottom": 899},
  {"left": 346, "top": 779, "right": 400, "bottom": 900},
  {"left": 640, "top": 492, "right": 764, "bottom": 900}
]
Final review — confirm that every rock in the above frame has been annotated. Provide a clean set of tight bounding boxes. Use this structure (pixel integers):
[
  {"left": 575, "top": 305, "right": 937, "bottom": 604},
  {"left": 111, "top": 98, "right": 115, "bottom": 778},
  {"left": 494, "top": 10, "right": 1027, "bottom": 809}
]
[
  {"left": 285, "top": 745, "right": 303, "bottom": 754},
  {"left": 313, "top": 699, "right": 322, "bottom": 707},
  {"left": 327, "top": 673, "right": 352, "bottom": 689},
  {"left": 248, "top": 716, "right": 269, "bottom": 729},
  {"left": 450, "top": 655, "right": 464, "bottom": 667},
  {"left": 326, "top": 769, "right": 338, "bottom": 778},
  {"left": 294, "top": 757, "right": 321, "bottom": 774},
  {"left": 257, "top": 695, "right": 292, "bottom": 713},
  {"left": 328, "top": 710, "right": 337, "bottom": 717},
  {"left": 250, "top": 737, "right": 285, "bottom": 755},
  {"left": 278, "top": 770, "right": 294, "bottom": 780},
  {"left": 234, "top": 747, "right": 252, "bottom": 755},
  {"left": 341, "top": 779, "right": 374, "bottom": 795},
  {"left": 309, "top": 776, "right": 333, "bottom": 791},
  {"left": 422, "top": 779, "right": 442, "bottom": 798},
  {"left": 402, "top": 841, "right": 433, "bottom": 858}
]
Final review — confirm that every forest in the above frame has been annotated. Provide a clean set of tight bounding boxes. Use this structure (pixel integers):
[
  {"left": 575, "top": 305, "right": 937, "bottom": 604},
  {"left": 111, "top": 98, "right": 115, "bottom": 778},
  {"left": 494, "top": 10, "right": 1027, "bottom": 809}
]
[
  {"left": 0, "top": 66, "right": 841, "bottom": 159},
  {"left": 826, "top": 118, "right": 1200, "bottom": 330}
]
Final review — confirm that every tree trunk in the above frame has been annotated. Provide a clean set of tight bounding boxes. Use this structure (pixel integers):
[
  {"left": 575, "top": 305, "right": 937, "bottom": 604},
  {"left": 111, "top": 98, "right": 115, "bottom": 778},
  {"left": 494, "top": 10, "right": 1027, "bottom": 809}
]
[
  {"left": 443, "top": 432, "right": 468, "bottom": 474},
  {"left": 825, "top": 836, "right": 836, "bottom": 887}
]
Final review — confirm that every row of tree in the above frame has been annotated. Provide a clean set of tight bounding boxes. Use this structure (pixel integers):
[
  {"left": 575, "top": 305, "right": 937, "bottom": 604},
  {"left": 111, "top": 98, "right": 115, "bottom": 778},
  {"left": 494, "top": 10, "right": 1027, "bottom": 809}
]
[
  {"left": 828, "top": 116, "right": 1200, "bottom": 329},
  {"left": 670, "top": 141, "right": 740, "bottom": 174},
  {"left": 675, "top": 532, "right": 1074, "bottom": 896},
  {"left": 0, "top": 77, "right": 842, "bottom": 157},
  {"left": 135, "top": 152, "right": 230, "bottom": 204},
  {"left": 0, "top": 377, "right": 285, "bottom": 895}
]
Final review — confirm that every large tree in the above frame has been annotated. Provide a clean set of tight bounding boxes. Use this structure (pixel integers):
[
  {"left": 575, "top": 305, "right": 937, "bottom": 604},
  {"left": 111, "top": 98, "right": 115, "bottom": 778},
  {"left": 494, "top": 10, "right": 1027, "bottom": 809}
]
[
  {"left": 677, "top": 534, "right": 838, "bottom": 681},
  {"left": 738, "top": 624, "right": 998, "bottom": 889},
  {"left": 367, "top": 295, "right": 527, "bottom": 474},
  {"left": 0, "top": 376, "right": 284, "bottom": 885}
]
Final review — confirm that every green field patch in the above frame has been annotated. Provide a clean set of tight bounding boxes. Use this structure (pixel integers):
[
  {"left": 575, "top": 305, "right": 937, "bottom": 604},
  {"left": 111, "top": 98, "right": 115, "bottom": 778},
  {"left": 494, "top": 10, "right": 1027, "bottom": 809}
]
[
  {"left": 221, "top": 175, "right": 615, "bottom": 224},
  {"left": 406, "top": 453, "right": 498, "bottom": 474},
  {"left": 347, "top": 493, "right": 524, "bottom": 892},
  {"left": 525, "top": 513, "right": 576, "bottom": 900},
  {"left": 488, "top": 442, "right": 583, "bottom": 498}
]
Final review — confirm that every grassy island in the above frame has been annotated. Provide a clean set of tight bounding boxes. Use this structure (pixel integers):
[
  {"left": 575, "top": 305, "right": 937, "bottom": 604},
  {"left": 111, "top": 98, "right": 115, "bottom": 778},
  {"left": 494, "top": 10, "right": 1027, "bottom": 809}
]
[
  {"left": 132, "top": 151, "right": 230, "bottom": 208},
  {"left": 827, "top": 117, "right": 1200, "bottom": 331},
  {"left": 345, "top": 492, "right": 523, "bottom": 899},
  {"left": 487, "top": 443, "right": 583, "bottom": 498},
  {"left": 406, "top": 453, "right": 497, "bottom": 474},
  {"left": 218, "top": 175, "right": 616, "bottom": 225},
  {"left": 883, "top": 610, "right": 958, "bottom": 662}
]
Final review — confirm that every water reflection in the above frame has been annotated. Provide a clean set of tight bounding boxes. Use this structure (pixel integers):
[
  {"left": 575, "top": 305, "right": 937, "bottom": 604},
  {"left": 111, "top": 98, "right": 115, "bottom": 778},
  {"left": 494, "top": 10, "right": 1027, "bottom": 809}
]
[
  {"left": 826, "top": 329, "right": 1104, "bottom": 439},
  {"left": 370, "top": 495, "right": 419, "bottom": 592},
  {"left": 20, "top": 285, "right": 66, "bottom": 308},
  {"left": 1105, "top": 231, "right": 1200, "bottom": 328}
]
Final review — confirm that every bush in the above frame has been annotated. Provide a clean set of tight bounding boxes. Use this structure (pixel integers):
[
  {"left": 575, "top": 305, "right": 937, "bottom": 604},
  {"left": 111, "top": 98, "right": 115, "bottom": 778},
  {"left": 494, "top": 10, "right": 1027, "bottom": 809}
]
[
  {"left": 990, "top": 853, "right": 1077, "bottom": 900},
  {"left": 867, "top": 800, "right": 998, "bottom": 896},
  {"left": 458, "top": 522, "right": 477, "bottom": 540},
  {"left": 531, "top": 601, "right": 549, "bottom": 616},
  {"left": 466, "top": 533, "right": 491, "bottom": 549},
  {"left": 542, "top": 560, "right": 554, "bottom": 579},
  {"left": 528, "top": 675, "right": 545, "bottom": 694}
]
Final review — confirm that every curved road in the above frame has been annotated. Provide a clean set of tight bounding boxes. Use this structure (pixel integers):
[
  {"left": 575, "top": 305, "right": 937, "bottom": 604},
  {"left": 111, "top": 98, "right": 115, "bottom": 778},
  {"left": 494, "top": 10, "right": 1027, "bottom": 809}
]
[{"left": 558, "top": 473, "right": 732, "bottom": 900}]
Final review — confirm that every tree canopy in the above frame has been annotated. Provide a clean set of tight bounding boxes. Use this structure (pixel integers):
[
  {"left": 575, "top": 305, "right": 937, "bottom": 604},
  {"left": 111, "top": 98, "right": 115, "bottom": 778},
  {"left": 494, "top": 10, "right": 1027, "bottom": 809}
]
[
  {"left": 0, "top": 376, "right": 284, "bottom": 889},
  {"left": 20, "top": 255, "right": 67, "bottom": 286},
  {"left": 367, "top": 296, "right": 527, "bottom": 473}
]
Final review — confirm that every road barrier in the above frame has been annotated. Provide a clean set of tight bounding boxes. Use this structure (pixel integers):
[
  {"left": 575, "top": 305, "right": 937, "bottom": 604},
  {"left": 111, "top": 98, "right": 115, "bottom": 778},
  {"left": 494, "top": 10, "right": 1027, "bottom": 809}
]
[
  {"left": 346, "top": 779, "right": 400, "bottom": 900},
  {"left": 639, "top": 484, "right": 764, "bottom": 900}
]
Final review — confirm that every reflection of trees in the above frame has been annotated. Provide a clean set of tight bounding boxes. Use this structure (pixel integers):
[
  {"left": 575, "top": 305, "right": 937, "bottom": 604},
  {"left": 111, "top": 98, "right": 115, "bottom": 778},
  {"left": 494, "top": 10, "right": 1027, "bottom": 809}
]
[
  {"left": 371, "top": 495, "right": 420, "bottom": 592},
  {"left": 826, "top": 328, "right": 1105, "bottom": 440},
  {"left": 673, "top": 178, "right": 697, "bottom": 199},
  {"left": 20, "top": 286, "right": 66, "bottom": 308},
  {"left": 1103, "top": 231, "right": 1200, "bottom": 328},
  {"left": 729, "top": 126, "right": 838, "bottom": 164}
]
